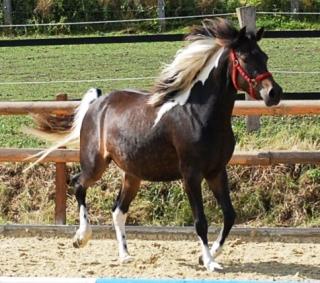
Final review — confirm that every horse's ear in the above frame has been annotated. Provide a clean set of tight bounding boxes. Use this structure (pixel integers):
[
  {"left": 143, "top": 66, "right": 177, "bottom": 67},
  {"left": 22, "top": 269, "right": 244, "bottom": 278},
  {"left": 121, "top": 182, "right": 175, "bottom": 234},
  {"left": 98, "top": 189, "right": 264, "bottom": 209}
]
[
  {"left": 238, "top": 26, "right": 247, "bottom": 39},
  {"left": 227, "top": 26, "right": 246, "bottom": 48},
  {"left": 256, "top": 27, "right": 265, "bottom": 41}
]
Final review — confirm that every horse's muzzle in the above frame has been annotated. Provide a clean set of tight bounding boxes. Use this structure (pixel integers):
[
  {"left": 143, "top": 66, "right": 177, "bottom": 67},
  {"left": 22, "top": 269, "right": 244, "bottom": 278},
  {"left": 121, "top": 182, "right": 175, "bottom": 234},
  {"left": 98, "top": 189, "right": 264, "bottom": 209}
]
[
  {"left": 260, "top": 81, "right": 282, "bottom": 107},
  {"left": 266, "top": 83, "right": 282, "bottom": 106}
]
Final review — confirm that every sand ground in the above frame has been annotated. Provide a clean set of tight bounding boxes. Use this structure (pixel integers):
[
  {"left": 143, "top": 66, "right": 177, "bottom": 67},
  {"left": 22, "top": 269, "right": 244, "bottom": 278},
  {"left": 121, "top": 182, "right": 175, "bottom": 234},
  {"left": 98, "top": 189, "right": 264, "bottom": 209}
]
[{"left": 0, "top": 236, "right": 319, "bottom": 280}]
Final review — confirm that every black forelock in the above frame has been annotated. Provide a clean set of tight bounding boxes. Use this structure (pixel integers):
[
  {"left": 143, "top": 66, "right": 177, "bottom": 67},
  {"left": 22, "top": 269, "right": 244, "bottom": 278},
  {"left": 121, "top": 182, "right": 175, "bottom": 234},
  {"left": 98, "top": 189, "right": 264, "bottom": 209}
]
[{"left": 186, "top": 18, "right": 238, "bottom": 42}]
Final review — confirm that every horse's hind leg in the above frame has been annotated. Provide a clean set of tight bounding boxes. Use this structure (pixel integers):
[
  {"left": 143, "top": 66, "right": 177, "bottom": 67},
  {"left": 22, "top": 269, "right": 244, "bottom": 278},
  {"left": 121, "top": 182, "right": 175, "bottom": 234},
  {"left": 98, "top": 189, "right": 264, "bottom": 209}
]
[
  {"left": 72, "top": 155, "right": 110, "bottom": 248},
  {"left": 72, "top": 176, "right": 92, "bottom": 248},
  {"left": 205, "top": 168, "right": 236, "bottom": 258},
  {"left": 112, "top": 173, "right": 141, "bottom": 263}
]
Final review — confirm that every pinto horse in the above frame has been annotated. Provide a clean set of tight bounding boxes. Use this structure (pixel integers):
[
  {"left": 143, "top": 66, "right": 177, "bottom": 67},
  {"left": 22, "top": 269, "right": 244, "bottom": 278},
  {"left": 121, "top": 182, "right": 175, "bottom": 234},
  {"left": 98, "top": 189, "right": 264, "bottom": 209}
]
[{"left": 33, "top": 18, "right": 282, "bottom": 271}]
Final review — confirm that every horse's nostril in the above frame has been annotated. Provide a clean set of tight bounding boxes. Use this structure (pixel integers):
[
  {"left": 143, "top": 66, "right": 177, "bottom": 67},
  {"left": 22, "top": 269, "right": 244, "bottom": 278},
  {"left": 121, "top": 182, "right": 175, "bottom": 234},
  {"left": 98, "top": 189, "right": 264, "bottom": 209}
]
[{"left": 269, "top": 88, "right": 275, "bottom": 99}]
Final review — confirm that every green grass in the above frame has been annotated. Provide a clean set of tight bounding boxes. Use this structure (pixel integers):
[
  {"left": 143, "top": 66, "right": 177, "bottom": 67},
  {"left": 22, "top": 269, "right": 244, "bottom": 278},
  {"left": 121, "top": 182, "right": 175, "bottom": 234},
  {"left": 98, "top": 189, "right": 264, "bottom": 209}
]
[
  {"left": 1, "top": 39, "right": 319, "bottom": 99},
  {"left": 233, "top": 116, "right": 320, "bottom": 150},
  {"left": 0, "top": 38, "right": 319, "bottom": 149}
]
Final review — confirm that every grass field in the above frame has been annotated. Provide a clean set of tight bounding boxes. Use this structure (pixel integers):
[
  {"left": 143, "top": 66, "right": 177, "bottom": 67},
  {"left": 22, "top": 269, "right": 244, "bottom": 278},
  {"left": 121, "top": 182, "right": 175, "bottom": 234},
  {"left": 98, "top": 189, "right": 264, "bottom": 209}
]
[
  {"left": 0, "top": 39, "right": 319, "bottom": 99},
  {"left": 0, "top": 38, "right": 319, "bottom": 149},
  {"left": 0, "top": 37, "right": 319, "bottom": 227}
]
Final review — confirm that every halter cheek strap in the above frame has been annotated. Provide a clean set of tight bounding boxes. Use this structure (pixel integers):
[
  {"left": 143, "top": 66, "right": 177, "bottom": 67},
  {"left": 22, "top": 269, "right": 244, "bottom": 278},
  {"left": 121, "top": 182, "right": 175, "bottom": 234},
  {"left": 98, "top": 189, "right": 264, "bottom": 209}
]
[{"left": 230, "top": 49, "right": 272, "bottom": 99}]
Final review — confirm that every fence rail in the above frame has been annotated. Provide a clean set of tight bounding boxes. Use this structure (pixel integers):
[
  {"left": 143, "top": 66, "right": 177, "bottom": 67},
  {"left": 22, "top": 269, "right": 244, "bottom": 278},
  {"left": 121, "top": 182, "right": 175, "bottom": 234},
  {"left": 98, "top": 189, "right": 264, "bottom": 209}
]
[
  {"left": 0, "top": 30, "right": 319, "bottom": 47},
  {"left": 1, "top": 100, "right": 320, "bottom": 116},
  {"left": 1, "top": 148, "right": 319, "bottom": 165}
]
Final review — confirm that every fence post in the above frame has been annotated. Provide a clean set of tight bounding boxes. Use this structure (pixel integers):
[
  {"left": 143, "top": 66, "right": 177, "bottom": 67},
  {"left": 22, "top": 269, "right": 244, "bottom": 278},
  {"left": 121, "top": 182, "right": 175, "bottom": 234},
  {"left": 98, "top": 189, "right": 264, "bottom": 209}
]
[
  {"left": 236, "top": 6, "right": 260, "bottom": 132},
  {"left": 291, "top": 0, "right": 300, "bottom": 13},
  {"left": 3, "top": 0, "right": 13, "bottom": 25},
  {"left": 55, "top": 93, "right": 68, "bottom": 224},
  {"left": 3, "top": 0, "right": 13, "bottom": 35},
  {"left": 157, "top": 0, "right": 166, "bottom": 32}
]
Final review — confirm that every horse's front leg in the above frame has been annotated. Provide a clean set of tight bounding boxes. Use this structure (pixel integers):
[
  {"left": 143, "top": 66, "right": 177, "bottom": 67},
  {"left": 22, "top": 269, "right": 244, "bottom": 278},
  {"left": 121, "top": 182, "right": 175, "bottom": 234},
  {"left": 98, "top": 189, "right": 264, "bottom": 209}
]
[
  {"left": 72, "top": 176, "right": 92, "bottom": 248},
  {"left": 181, "top": 166, "right": 222, "bottom": 272},
  {"left": 205, "top": 168, "right": 236, "bottom": 258}
]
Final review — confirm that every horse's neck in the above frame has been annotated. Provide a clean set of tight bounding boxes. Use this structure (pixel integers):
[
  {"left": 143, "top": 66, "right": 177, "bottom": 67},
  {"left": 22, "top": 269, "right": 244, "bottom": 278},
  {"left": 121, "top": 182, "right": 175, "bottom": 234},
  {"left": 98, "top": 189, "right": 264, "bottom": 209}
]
[{"left": 189, "top": 59, "right": 236, "bottom": 127}]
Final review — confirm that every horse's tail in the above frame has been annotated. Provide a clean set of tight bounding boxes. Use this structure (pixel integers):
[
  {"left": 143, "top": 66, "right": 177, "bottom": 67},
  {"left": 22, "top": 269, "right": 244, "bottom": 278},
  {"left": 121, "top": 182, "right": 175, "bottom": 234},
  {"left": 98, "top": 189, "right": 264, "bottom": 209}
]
[{"left": 24, "top": 88, "right": 101, "bottom": 170}]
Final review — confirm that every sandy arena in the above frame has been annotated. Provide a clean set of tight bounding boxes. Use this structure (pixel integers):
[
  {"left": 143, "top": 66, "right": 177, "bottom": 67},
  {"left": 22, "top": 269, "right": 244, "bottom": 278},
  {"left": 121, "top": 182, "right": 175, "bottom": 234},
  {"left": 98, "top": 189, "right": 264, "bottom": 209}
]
[{"left": 0, "top": 236, "right": 319, "bottom": 280}]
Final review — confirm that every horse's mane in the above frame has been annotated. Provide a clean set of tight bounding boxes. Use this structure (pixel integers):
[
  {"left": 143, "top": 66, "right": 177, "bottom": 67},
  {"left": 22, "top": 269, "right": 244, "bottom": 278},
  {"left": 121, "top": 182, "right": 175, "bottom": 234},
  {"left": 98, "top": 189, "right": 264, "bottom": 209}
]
[{"left": 148, "top": 18, "right": 238, "bottom": 106}]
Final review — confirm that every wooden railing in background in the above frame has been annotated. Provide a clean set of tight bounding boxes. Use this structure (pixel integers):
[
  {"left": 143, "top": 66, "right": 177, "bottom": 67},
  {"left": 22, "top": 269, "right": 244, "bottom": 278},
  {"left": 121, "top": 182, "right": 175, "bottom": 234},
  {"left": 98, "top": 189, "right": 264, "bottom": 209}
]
[
  {"left": 0, "top": 148, "right": 319, "bottom": 165},
  {"left": 0, "top": 99, "right": 320, "bottom": 224},
  {"left": 1, "top": 100, "right": 320, "bottom": 116}
]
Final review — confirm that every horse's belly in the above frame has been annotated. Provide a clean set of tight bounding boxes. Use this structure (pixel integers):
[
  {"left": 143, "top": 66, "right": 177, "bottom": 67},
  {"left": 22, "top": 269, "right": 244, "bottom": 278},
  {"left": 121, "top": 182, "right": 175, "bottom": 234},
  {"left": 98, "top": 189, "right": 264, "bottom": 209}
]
[
  {"left": 109, "top": 141, "right": 181, "bottom": 182},
  {"left": 134, "top": 160, "right": 181, "bottom": 182}
]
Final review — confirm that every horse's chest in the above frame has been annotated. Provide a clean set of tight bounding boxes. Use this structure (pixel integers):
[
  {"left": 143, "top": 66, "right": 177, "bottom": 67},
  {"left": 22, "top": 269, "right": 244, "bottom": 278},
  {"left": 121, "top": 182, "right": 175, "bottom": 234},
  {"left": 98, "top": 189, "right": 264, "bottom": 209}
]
[
  {"left": 208, "top": 134, "right": 235, "bottom": 165},
  {"left": 175, "top": 126, "right": 235, "bottom": 171}
]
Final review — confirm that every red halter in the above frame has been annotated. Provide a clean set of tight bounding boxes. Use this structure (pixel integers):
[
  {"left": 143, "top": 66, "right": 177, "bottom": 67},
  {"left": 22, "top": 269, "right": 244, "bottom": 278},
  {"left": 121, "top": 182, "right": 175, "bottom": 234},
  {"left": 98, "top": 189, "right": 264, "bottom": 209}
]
[{"left": 230, "top": 49, "right": 272, "bottom": 99}]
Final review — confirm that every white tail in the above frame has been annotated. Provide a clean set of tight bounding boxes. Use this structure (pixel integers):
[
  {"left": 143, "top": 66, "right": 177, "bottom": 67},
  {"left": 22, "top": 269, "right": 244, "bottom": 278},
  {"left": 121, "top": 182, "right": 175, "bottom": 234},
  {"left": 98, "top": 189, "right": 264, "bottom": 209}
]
[{"left": 24, "top": 88, "right": 101, "bottom": 171}]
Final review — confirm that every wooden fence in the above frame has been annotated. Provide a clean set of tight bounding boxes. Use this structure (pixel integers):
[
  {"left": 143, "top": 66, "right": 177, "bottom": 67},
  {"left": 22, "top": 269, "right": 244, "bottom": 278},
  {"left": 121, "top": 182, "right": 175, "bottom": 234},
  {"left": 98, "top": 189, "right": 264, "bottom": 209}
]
[
  {"left": 1, "top": 100, "right": 320, "bottom": 116},
  {"left": 1, "top": 148, "right": 320, "bottom": 165},
  {"left": 0, "top": 100, "right": 320, "bottom": 224}
]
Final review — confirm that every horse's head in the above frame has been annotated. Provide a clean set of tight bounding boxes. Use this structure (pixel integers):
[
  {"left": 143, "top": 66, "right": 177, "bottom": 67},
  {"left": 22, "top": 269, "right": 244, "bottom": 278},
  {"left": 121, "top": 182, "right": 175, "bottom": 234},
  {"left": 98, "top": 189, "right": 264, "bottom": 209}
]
[
  {"left": 206, "top": 19, "right": 282, "bottom": 106},
  {"left": 228, "top": 26, "right": 282, "bottom": 106}
]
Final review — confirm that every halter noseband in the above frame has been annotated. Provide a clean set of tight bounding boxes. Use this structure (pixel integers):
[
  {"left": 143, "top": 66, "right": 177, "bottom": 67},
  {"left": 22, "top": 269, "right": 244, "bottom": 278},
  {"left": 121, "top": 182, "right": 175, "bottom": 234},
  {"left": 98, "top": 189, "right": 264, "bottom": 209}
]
[{"left": 230, "top": 49, "right": 272, "bottom": 99}]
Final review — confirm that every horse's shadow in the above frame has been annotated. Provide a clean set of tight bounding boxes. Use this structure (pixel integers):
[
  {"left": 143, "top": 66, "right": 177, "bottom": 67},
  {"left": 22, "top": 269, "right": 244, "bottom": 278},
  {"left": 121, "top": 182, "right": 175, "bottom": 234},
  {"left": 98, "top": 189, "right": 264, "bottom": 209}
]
[{"left": 177, "top": 260, "right": 320, "bottom": 280}]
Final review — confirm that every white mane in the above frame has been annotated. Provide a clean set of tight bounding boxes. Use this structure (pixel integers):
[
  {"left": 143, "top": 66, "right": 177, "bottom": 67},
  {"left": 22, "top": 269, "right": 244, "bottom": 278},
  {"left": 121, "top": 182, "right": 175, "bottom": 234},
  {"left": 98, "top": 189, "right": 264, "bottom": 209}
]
[
  {"left": 148, "top": 38, "right": 222, "bottom": 106},
  {"left": 152, "top": 45, "right": 224, "bottom": 126}
]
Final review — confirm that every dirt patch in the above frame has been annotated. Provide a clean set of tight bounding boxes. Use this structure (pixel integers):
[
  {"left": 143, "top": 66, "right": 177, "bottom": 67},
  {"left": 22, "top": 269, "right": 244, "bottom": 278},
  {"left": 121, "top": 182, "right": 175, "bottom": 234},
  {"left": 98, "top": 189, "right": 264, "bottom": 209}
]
[{"left": 0, "top": 236, "right": 319, "bottom": 280}]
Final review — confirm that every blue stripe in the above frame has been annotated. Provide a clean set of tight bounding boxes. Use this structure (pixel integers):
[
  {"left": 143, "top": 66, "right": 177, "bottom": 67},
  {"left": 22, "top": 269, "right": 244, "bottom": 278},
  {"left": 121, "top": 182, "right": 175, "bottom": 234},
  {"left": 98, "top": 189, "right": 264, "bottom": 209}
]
[{"left": 96, "top": 279, "right": 301, "bottom": 283}]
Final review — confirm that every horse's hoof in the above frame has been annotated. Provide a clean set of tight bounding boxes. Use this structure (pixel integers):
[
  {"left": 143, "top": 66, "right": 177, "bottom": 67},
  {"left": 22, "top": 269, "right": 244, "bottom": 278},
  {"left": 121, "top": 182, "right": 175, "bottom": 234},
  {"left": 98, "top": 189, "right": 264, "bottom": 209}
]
[
  {"left": 120, "top": 255, "right": 133, "bottom": 264},
  {"left": 72, "top": 236, "right": 88, "bottom": 248},
  {"left": 72, "top": 231, "right": 92, "bottom": 248},
  {"left": 73, "top": 238, "right": 82, "bottom": 248},
  {"left": 205, "top": 261, "right": 223, "bottom": 272}
]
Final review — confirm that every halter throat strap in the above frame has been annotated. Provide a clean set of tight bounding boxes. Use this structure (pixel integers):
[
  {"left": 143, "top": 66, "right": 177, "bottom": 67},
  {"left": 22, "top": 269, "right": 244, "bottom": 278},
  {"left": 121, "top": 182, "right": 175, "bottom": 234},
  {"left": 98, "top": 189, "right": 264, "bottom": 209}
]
[{"left": 230, "top": 49, "right": 272, "bottom": 99}]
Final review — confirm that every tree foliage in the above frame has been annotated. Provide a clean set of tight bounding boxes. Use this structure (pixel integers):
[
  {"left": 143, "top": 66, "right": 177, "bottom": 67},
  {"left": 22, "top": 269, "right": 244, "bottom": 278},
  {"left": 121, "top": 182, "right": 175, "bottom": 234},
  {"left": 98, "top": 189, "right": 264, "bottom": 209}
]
[{"left": 0, "top": 0, "right": 319, "bottom": 34}]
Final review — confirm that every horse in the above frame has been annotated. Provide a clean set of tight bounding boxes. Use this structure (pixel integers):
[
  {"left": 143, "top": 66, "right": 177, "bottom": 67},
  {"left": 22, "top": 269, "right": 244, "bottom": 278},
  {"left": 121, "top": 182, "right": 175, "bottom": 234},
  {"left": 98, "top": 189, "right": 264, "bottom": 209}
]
[{"left": 31, "top": 18, "right": 282, "bottom": 271}]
